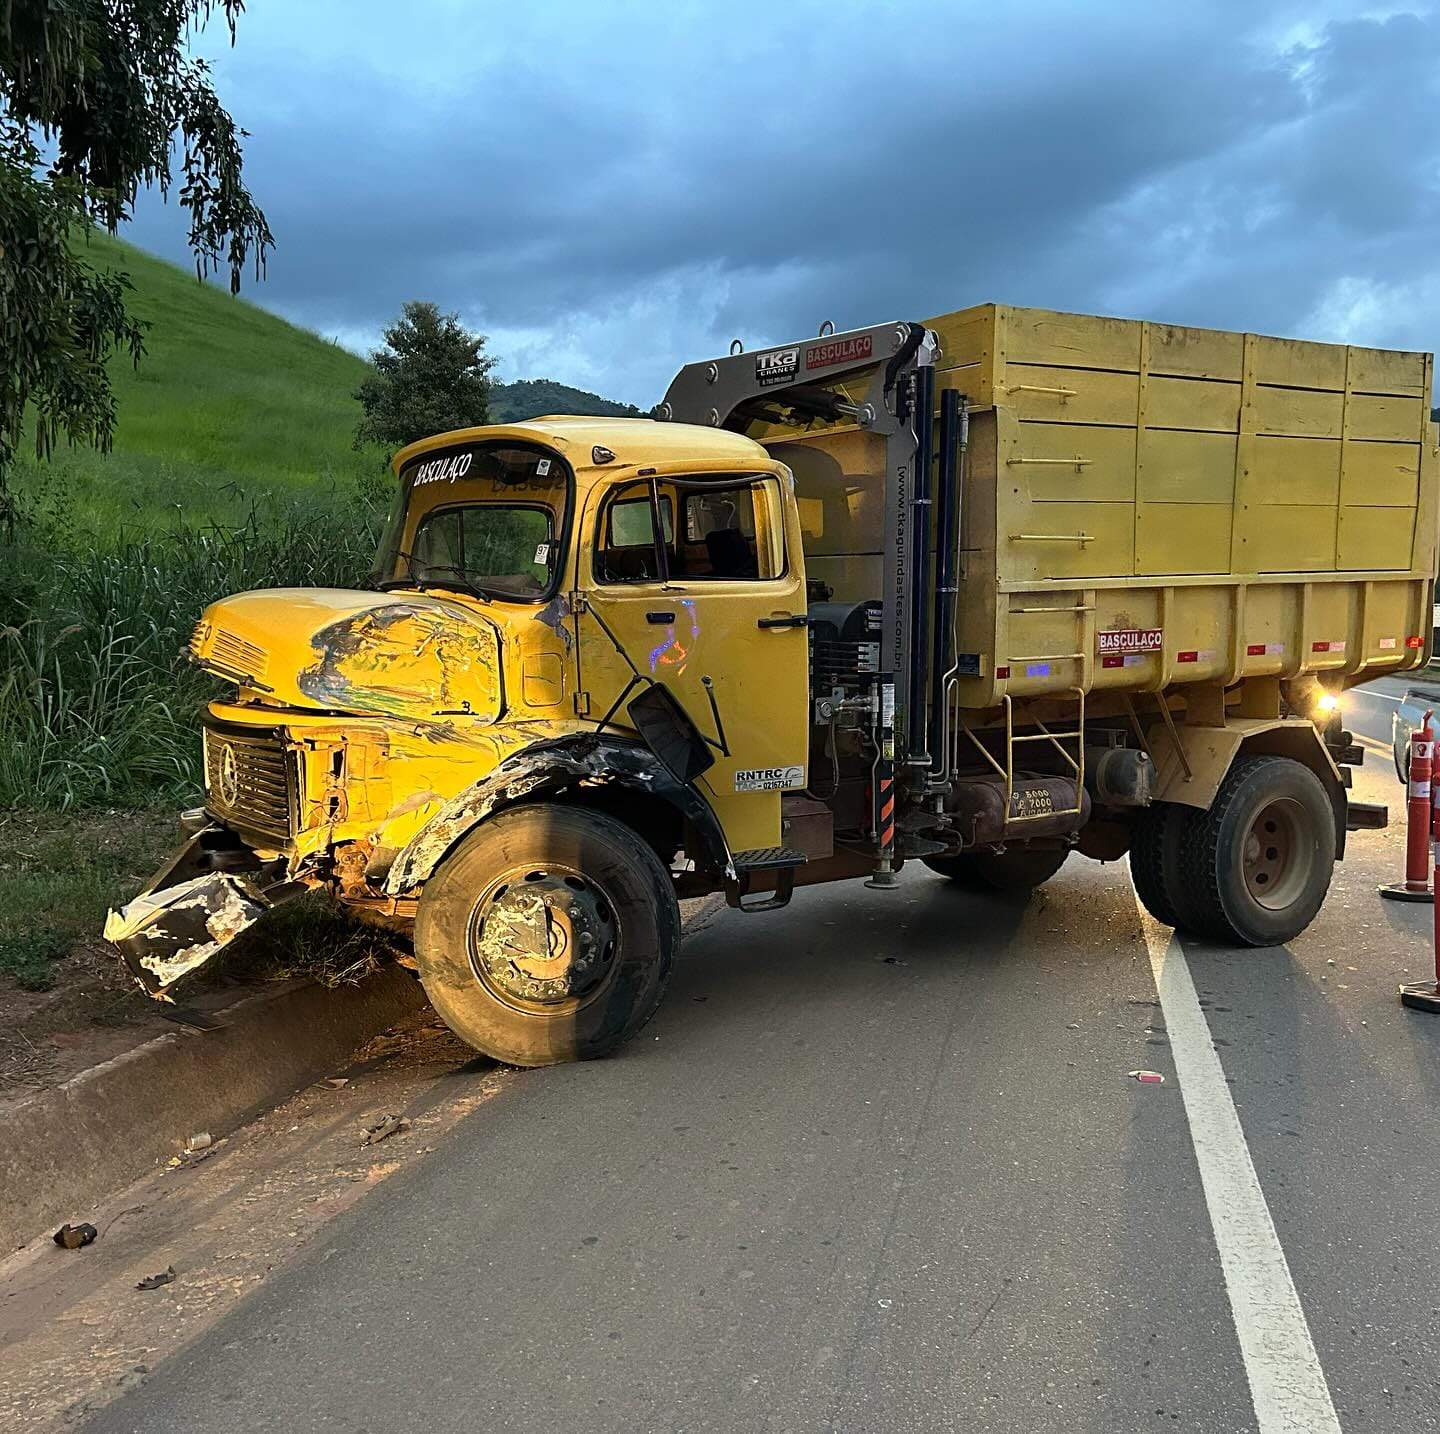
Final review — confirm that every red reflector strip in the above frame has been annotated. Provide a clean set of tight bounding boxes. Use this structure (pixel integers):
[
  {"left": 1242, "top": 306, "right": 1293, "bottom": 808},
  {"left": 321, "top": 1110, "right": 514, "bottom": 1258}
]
[
  {"left": 1177, "top": 650, "right": 1199, "bottom": 664},
  {"left": 1312, "top": 640, "right": 1347, "bottom": 653},
  {"left": 1101, "top": 654, "right": 1124, "bottom": 669},
  {"left": 1246, "top": 643, "right": 1267, "bottom": 656},
  {"left": 996, "top": 665, "right": 1010, "bottom": 679},
  {"left": 1407, "top": 635, "right": 1425, "bottom": 649}
]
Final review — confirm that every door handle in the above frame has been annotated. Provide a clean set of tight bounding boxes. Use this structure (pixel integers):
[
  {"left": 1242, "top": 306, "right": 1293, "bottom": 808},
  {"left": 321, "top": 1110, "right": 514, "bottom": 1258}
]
[
  {"left": 646, "top": 610, "right": 676, "bottom": 625},
  {"left": 757, "top": 614, "right": 809, "bottom": 630}
]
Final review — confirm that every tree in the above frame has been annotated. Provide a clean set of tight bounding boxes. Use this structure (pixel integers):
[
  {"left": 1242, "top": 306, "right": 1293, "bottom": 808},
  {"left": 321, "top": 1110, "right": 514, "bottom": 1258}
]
[
  {"left": 0, "top": 1, "right": 271, "bottom": 526},
  {"left": 354, "top": 301, "right": 497, "bottom": 454}
]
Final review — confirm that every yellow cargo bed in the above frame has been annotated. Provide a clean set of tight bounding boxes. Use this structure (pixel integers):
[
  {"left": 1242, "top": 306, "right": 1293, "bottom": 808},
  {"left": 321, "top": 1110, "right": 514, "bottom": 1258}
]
[{"left": 776, "top": 304, "right": 1438, "bottom": 711}]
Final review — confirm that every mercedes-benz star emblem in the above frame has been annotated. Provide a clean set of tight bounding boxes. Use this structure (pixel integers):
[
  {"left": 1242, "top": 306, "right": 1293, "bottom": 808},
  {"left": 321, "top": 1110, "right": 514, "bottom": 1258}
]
[{"left": 217, "top": 744, "right": 240, "bottom": 807}]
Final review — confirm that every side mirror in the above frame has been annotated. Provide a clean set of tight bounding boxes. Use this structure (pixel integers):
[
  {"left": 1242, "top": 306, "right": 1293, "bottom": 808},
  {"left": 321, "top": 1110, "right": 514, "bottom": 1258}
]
[{"left": 627, "top": 683, "right": 715, "bottom": 784}]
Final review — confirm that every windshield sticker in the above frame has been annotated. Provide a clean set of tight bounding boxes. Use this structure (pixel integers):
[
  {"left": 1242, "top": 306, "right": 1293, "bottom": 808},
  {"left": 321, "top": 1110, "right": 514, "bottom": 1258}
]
[
  {"left": 410, "top": 452, "right": 474, "bottom": 487},
  {"left": 533, "top": 542, "right": 552, "bottom": 565},
  {"left": 536, "top": 458, "right": 552, "bottom": 476},
  {"left": 755, "top": 347, "right": 799, "bottom": 388},
  {"left": 734, "top": 764, "right": 805, "bottom": 793}
]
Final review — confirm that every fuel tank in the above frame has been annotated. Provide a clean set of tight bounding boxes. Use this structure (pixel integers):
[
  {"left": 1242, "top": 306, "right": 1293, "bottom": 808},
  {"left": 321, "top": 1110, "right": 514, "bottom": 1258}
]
[{"left": 946, "top": 774, "right": 1091, "bottom": 847}]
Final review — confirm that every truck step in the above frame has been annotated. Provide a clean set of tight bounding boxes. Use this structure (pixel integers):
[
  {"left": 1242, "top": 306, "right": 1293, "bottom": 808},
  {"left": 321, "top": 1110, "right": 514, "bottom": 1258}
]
[
  {"left": 727, "top": 848, "right": 807, "bottom": 913},
  {"left": 1346, "top": 800, "right": 1388, "bottom": 831},
  {"left": 732, "top": 847, "right": 808, "bottom": 872}
]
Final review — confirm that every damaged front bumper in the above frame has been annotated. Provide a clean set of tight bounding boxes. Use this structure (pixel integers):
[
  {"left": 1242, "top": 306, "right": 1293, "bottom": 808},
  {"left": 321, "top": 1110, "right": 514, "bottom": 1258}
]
[{"left": 103, "top": 820, "right": 308, "bottom": 998}]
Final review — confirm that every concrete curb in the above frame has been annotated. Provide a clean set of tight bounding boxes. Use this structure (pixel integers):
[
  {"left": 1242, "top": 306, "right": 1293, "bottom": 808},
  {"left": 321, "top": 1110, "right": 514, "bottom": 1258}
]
[
  {"left": 0, "top": 896, "right": 724, "bottom": 1251},
  {"left": 0, "top": 967, "right": 427, "bottom": 1252}
]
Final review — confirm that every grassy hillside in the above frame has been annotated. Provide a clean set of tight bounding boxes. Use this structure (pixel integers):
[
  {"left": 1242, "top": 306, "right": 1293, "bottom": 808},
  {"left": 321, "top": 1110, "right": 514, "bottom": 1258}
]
[
  {"left": 7, "top": 237, "right": 649, "bottom": 535},
  {"left": 10, "top": 234, "right": 381, "bottom": 536},
  {"left": 491, "top": 378, "right": 644, "bottom": 423}
]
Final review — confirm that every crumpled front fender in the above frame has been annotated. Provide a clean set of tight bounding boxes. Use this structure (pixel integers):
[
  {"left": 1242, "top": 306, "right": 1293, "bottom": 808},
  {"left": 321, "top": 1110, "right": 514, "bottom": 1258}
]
[
  {"left": 103, "top": 829, "right": 305, "bottom": 998},
  {"left": 382, "top": 734, "right": 731, "bottom": 895}
]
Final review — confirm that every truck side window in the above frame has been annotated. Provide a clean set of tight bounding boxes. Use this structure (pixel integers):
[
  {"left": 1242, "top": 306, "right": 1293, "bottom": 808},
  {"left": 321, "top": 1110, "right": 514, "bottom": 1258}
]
[
  {"left": 596, "top": 481, "right": 672, "bottom": 583},
  {"left": 611, "top": 494, "right": 674, "bottom": 549},
  {"left": 670, "top": 481, "right": 782, "bottom": 581},
  {"left": 595, "top": 476, "right": 784, "bottom": 584}
]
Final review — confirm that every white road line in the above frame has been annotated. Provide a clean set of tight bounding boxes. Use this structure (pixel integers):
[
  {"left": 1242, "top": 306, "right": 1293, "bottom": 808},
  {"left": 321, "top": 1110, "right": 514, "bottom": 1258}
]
[
  {"left": 1351, "top": 690, "right": 1401, "bottom": 704},
  {"left": 1137, "top": 908, "right": 1342, "bottom": 1434}
]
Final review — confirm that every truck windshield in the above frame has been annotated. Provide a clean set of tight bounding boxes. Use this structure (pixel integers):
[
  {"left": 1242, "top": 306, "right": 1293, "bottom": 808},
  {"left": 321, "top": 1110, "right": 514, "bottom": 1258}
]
[{"left": 371, "top": 442, "right": 569, "bottom": 601}]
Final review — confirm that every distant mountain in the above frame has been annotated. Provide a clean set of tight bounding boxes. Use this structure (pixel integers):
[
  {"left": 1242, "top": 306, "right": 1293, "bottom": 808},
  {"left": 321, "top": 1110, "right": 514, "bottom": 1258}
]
[{"left": 490, "top": 378, "right": 645, "bottom": 423}]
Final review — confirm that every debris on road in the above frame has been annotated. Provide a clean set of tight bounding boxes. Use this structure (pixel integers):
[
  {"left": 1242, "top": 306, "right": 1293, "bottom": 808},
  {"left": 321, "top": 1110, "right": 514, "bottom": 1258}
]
[
  {"left": 168, "top": 1142, "right": 215, "bottom": 1168},
  {"left": 52, "top": 1223, "right": 97, "bottom": 1250},
  {"left": 322, "top": 1077, "right": 350, "bottom": 1089},
  {"left": 1128, "top": 1070, "right": 1165, "bottom": 1085},
  {"left": 361, "top": 1114, "right": 409, "bottom": 1146},
  {"left": 136, "top": 1266, "right": 175, "bottom": 1290},
  {"left": 184, "top": 1132, "right": 212, "bottom": 1152}
]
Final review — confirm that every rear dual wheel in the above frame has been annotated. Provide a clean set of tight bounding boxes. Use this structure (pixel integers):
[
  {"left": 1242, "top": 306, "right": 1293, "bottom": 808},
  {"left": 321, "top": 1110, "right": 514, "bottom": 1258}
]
[
  {"left": 1130, "top": 756, "right": 1335, "bottom": 947},
  {"left": 415, "top": 805, "right": 680, "bottom": 1067}
]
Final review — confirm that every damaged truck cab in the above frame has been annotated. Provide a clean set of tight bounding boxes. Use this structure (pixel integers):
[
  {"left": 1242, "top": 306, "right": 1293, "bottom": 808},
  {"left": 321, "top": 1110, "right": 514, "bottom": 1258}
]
[
  {"left": 110, "top": 307, "right": 1438, "bottom": 1067},
  {"left": 108, "top": 421, "right": 813, "bottom": 1063}
]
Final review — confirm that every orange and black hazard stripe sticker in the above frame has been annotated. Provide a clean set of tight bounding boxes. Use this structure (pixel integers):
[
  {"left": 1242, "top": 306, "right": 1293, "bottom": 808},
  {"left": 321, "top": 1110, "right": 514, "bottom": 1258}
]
[{"left": 878, "top": 775, "right": 895, "bottom": 849}]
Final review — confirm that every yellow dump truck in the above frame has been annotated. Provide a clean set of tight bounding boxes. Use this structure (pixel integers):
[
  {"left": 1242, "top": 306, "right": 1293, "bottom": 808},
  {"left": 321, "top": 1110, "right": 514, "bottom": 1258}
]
[{"left": 106, "top": 305, "right": 1436, "bottom": 1065}]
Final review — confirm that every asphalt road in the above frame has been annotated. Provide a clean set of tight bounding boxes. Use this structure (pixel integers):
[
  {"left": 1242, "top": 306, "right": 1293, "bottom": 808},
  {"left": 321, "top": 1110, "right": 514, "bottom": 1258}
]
[{"left": 68, "top": 723, "right": 1440, "bottom": 1434}]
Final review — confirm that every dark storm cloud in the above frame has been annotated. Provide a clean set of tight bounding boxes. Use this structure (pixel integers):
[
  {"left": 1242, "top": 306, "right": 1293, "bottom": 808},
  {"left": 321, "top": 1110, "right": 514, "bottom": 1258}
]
[{"left": 126, "top": 1, "right": 1440, "bottom": 404}]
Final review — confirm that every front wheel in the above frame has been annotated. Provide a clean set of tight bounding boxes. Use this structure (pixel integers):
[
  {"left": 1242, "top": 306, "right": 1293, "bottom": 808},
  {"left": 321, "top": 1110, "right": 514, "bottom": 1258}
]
[
  {"left": 414, "top": 804, "right": 680, "bottom": 1067},
  {"left": 924, "top": 846, "right": 1069, "bottom": 892}
]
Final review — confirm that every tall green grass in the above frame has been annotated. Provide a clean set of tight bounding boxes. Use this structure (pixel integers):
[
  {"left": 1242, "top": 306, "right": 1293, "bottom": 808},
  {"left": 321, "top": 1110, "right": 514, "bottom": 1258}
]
[{"left": 0, "top": 485, "right": 387, "bottom": 811}]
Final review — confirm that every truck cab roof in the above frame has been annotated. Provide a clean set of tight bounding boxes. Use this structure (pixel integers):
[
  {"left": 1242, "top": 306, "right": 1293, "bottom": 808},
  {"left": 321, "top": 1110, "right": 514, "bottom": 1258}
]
[{"left": 392, "top": 417, "right": 772, "bottom": 478}]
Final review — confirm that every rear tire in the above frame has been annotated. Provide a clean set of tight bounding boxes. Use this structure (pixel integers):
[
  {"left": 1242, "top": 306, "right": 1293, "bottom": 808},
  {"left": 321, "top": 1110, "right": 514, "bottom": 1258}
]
[
  {"left": 924, "top": 846, "right": 1069, "bottom": 892},
  {"left": 1175, "top": 755, "right": 1336, "bottom": 946},
  {"left": 414, "top": 804, "right": 680, "bottom": 1066},
  {"left": 1129, "top": 803, "right": 1191, "bottom": 928}
]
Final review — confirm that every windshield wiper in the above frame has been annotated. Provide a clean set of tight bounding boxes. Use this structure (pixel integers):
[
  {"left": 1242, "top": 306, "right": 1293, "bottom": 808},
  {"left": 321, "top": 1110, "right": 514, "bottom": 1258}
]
[
  {"left": 412, "top": 565, "right": 493, "bottom": 603},
  {"left": 375, "top": 551, "right": 491, "bottom": 602},
  {"left": 373, "top": 548, "right": 422, "bottom": 592}
]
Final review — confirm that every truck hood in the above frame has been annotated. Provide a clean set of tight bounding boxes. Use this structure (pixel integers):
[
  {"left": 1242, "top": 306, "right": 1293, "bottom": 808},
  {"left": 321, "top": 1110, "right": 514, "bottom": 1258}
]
[{"left": 190, "top": 587, "right": 504, "bottom": 722}]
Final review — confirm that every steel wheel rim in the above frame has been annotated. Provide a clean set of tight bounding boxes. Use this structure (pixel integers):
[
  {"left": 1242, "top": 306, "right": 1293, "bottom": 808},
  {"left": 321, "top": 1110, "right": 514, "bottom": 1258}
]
[
  {"left": 466, "top": 863, "right": 620, "bottom": 1017},
  {"left": 1241, "top": 797, "right": 1313, "bottom": 911}
]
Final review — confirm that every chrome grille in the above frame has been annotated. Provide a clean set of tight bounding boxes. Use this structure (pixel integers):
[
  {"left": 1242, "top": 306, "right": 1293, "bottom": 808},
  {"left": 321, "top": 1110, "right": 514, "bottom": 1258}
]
[{"left": 203, "top": 724, "right": 295, "bottom": 841}]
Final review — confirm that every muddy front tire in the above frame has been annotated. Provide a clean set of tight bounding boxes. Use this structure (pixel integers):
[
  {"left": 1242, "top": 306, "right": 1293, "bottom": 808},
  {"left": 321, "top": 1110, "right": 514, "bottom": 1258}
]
[
  {"left": 924, "top": 846, "right": 1069, "bottom": 892},
  {"left": 414, "top": 805, "right": 680, "bottom": 1067}
]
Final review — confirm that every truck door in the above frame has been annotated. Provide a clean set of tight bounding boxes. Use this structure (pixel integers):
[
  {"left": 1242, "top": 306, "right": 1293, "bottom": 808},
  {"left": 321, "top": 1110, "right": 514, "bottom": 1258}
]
[{"left": 581, "top": 471, "right": 809, "bottom": 853}]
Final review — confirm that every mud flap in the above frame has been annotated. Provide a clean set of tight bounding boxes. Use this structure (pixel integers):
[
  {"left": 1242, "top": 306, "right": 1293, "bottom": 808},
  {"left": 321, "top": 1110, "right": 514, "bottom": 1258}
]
[{"left": 103, "top": 831, "right": 304, "bottom": 997}]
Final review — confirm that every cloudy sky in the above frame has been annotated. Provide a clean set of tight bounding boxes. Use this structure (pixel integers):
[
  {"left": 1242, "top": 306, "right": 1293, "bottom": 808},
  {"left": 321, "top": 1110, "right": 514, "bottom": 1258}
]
[{"left": 127, "top": 0, "right": 1440, "bottom": 408}]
